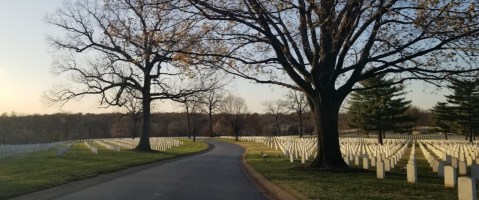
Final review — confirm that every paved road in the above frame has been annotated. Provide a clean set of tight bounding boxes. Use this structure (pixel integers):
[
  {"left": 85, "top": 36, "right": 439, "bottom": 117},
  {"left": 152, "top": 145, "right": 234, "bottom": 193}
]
[{"left": 47, "top": 140, "right": 265, "bottom": 200}]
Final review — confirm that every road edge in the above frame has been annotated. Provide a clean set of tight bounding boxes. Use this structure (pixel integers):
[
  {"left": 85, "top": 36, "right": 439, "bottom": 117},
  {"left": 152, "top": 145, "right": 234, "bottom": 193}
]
[{"left": 239, "top": 147, "right": 302, "bottom": 200}]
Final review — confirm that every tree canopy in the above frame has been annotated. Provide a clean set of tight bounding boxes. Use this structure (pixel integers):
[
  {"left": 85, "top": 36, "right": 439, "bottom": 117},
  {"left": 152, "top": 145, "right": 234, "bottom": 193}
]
[
  {"left": 185, "top": 0, "right": 479, "bottom": 169},
  {"left": 348, "top": 75, "right": 413, "bottom": 145},
  {"left": 432, "top": 78, "right": 479, "bottom": 142},
  {"left": 46, "top": 0, "right": 218, "bottom": 150}
]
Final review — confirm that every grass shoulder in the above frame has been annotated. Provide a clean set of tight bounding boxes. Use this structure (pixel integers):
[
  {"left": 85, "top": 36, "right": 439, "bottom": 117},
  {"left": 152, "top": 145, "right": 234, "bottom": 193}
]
[
  {"left": 0, "top": 139, "right": 208, "bottom": 199},
  {"left": 221, "top": 138, "right": 460, "bottom": 200}
]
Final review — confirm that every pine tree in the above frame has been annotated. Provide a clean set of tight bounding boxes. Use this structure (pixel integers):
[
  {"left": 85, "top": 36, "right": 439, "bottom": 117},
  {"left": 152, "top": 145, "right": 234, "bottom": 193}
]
[
  {"left": 348, "top": 75, "right": 414, "bottom": 145},
  {"left": 444, "top": 78, "right": 479, "bottom": 142},
  {"left": 431, "top": 102, "right": 454, "bottom": 140}
]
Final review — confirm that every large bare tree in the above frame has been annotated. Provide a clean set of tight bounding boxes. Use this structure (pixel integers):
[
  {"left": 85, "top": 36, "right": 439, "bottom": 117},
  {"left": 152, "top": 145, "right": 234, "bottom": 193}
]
[
  {"left": 45, "top": 0, "right": 215, "bottom": 151},
  {"left": 186, "top": 0, "right": 479, "bottom": 169}
]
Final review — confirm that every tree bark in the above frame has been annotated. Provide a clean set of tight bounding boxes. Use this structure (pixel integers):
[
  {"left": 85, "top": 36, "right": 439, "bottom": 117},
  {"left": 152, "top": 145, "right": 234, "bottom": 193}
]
[
  {"left": 309, "top": 97, "right": 349, "bottom": 169},
  {"left": 378, "top": 130, "right": 383, "bottom": 145},
  {"left": 136, "top": 91, "right": 151, "bottom": 151},
  {"left": 469, "top": 127, "right": 473, "bottom": 143},
  {"left": 132, "top": 117, "right": 138, "bottom": 139}
]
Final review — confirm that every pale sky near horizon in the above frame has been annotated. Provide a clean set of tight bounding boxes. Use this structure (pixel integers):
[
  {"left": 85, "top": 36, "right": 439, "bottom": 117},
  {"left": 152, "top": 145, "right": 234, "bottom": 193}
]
[{"left": 0, "top": 1, "right": 448, "bottom": 115}]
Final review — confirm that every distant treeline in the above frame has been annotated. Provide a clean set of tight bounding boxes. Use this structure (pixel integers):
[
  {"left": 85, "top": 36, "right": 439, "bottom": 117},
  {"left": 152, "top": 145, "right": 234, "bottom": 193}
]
[
  {"left": 0, "top": 112, "right": 311, "bottom": 144},
  {"left": 0, "top": 108, "right": 433, "bottom": 144}
]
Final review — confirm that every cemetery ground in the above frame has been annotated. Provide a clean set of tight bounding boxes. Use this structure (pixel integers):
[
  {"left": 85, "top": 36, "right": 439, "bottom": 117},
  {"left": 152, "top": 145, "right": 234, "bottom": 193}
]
[
  {"left": 0, "top": 139, "right": 208, "bottom": 199},
  {"left": 223, "top": 138, "right": 478, "bottom": 200}
]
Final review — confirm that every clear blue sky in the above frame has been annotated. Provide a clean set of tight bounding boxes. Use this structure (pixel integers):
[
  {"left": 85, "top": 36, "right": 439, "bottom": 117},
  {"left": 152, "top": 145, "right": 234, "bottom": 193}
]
[{"left": 0, "top": 1, "right": 447, "bottom": 115}]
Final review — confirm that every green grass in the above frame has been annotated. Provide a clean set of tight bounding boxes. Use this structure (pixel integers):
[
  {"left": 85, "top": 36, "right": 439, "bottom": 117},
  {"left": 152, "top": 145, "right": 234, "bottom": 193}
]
[
  {"left": 0, "top": 139, "right": 208, "bottom": 199},
  {"left": 225, "top": 139, "right": 477, "bottom": 200}
]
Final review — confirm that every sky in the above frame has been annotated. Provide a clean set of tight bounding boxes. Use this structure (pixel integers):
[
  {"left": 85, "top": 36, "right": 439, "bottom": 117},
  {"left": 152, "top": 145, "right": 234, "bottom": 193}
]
[{"left": 0, "top": 1, "right": 448, "bottom": 115}]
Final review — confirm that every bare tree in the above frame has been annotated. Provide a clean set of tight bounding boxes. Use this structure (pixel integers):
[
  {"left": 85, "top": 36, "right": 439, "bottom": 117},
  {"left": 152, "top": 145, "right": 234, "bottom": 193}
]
[
  {"left": 120, "top": 89, "right": 143, "bottom": 139},
  {"left": 284, "top": 90, "right": 309, "bottom": 137},
  {"left": 203, "top": 89, "right": 225, "bottom": 137},
  {"left": 177, "top": 94, "right": 204, "bottom": 142},
  {"left": 219, "top": 94, "right": 248, "bottom": 141},
  {"left": 186, "top": 0, "right": 479, "bottom": 169},
  {"left": 262, "top": 100, "right": 285, "bottom": 136},
  {"left": 45, "top": 0, "right": 215, "bottom": 151}
]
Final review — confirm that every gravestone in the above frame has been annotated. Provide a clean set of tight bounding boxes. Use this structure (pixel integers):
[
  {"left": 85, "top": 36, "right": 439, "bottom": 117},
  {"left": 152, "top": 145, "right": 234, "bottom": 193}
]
[
  {"left": 432, "top": 159, "right": 439, "bottom": 172},
  {"left": 459, "top": 161, "right": 468, "bottom": 175},
  {"left": 438, "top": 161, "right": 445, "bottom": 177},
  {"left": 458, "top": 176, "right": 477, "bottom": 200},
  {"left": 363, "top": 157, "right": 370, "bottom": 169},
  {"left": 377, "top": 161, "right": 385, "bottom": 179},
  {"left": 385, "top": 159, "right": 391, "bottom": 172},
  {"left": 452, "top": 157, "right": 459, "bottom": 168},
  {"left": 444, "top": 166, "right": 457, "bottom": 188},
  {"left": 407, "top": 163, "right": 417, "bottom": 183}
]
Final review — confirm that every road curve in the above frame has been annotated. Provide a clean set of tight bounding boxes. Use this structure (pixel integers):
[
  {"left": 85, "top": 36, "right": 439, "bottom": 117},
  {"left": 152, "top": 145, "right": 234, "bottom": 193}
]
[{"left": 51, "top": 139, "right": 265, "bottom": 200}]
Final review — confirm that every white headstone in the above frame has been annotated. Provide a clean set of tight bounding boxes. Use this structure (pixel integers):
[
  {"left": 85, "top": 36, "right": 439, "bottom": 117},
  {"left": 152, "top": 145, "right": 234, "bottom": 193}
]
[
  {"left": 458, "top": 176, "right": 477, "bottom": 200},
  {"left": 444, "top": 166, "right": 457, "bottom": 188},
  {"left": 355, "top": 155, "right": 360, "bottom": 166},
  {"left": 452, "top": 157, "right": 459, "bottom": 168},
  {"left": 459, "top": 161, "right": 468, "bottom": 175},
  {"left": 377, "top": 161, "right": 385, "bottom": 179},
  {"left": 385, "top": 159, "right": 391, "bottom": 172},
  {"left": 407, "top": 163, "right": 417, "bottom": 184},
  {"left": 363, "top": 157, "right": 370, "bottom": 169},
  {"left": 432, "top": 159, "right": 439, "bottom": 172},
  {"left": 438, "top": 161, "right": 445, "bottom": 177}
]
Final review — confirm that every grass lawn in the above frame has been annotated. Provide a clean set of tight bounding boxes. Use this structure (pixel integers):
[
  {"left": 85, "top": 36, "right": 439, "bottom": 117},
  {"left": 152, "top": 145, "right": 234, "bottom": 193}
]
[
  {"left": 0, "top": 139, "right": 208, "bottom": 199},
  {"left": 224, "top": 138, "right": 476, "bottom": 200}
]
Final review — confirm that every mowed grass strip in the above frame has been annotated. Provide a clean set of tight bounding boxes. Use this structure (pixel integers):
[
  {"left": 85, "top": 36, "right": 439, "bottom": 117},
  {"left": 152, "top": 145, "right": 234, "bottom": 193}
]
[
  {"left": 0, "top": 139, "right": 208, "bottom": 199},
  {"left": 224, "top": 139, "right": 477, "bottom": 200}
]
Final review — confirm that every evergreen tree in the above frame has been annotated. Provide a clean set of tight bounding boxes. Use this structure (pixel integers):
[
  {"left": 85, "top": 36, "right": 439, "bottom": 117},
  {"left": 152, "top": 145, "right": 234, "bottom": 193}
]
[
  {"left": 348, "top": 75, "right": 414, "bottom": 145},
  {"left": 444, "top": 78, "right": 479, "bottom": 142},
  {"left": 431, "top": 102, "right": 454, "bottom": 140}
]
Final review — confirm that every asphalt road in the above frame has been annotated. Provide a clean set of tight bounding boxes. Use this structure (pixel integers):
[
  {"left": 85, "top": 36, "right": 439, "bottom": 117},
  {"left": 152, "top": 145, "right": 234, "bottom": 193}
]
[{"left": 43, "top": 140, "right": 265, "bottom": 200}]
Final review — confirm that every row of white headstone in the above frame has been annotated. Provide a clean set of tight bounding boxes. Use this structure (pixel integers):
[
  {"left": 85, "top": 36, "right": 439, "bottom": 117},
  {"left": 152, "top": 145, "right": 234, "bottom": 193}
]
[
  {"left": 238, "top": 136, "right": 317, "bottom": 163},
  {"left": 339, "top": 138, "right": 409, "bottom": 178},
  {"left": 418, "top": 140, "right": 478, "bottom": 200},
  {"left": 236, "top": 135, "right": 479, "bottom": 200},
  {"left": 0, "top": 137, "right": 185, "bottom": 158},
  {"left": 0, "top": 142, "right": 64, "bottom": 159},
  {"left": 83, "top": 137, "right": 184, "bottom": 153}
]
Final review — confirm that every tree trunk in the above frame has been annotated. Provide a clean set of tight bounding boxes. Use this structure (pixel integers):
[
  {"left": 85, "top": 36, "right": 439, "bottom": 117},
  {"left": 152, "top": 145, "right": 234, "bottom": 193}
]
[
  {"left": 234, "top": 129, "right": 239, "bottom": 141},
  {"left": 193, "top": 115, "right": 196, "bottom": 142},
  {"left": 298, "top": 113, "right": 304, "bottom": 138},
  {"left": 378, "top": 130, "right": 383, "bottom": 145},
  {"left": 209, "top": 107, "right": 213, "bottom": 137},
  {"left": 445, "top": 131, "right": 448, "bottom": 140},
  {"left": 132, "top": 118, "right": 137, "bottom": 139},
  {"left": 276, "top": 118, "right": 281, "bottom": 136},
  {"left": 186, "top": 106, "right": 191, "bottom": 139},
  {"left": 469, "top": 127, "right": 473, "bottom": 143},
  {"left": 136, "top": 93, "right": 151, "bottom": 151},
  {"left": 309, "top": 98, "right": 349, "bottom": 169}
]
